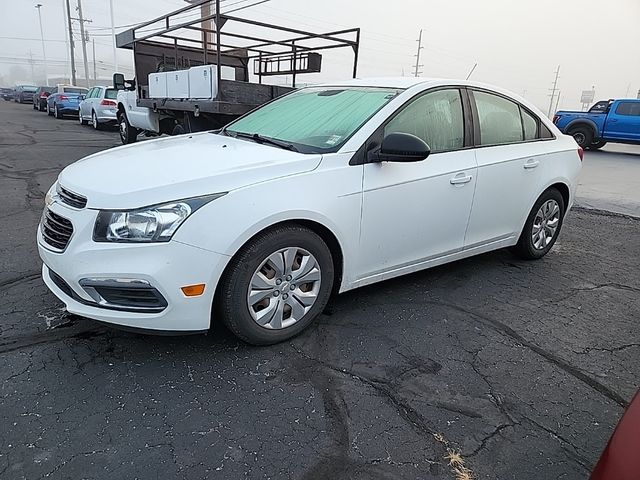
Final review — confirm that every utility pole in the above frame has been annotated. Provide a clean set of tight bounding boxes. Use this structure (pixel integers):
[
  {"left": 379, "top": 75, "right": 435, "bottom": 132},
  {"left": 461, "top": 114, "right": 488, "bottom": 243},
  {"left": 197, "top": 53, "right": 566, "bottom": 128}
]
[
  {"left": 35, "top": 4, "right": 49, "bottom": 85},
  {"left": 92, "top": 38, "right": 97, "bottom": 81},
  {"left": 29, "top": 50, "right": 35, "bottom": 83},
  {"left": 65, "top": 0, "right": 77, "bottom": 85},
  {"left": 547, "top": 65, "right": 560, "bottom": 117},
  {"left": 413, "top": 29, "right": 424, "bottom": 77},
  {"left": 76, "top": 0, "right": 90, "bottom": 87},
  {"left": 466, "top": 63, "right": 478, "bottom": 80},
  {"left": 109, "top": 0, "right": 118, "bottom": 72},
  {"left": 61, "top": 0, "right": 71, "bottom": 82},
  {"left": 554, "top": 90, "right": 561, "bottom": 112}
]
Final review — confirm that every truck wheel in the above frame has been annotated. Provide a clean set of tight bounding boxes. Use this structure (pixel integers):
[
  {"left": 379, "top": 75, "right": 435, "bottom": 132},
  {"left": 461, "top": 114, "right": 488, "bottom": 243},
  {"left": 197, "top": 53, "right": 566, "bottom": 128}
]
[
  {"left": 569, "top": 126, "right": 593, "bottom": 148},
  {"left": 118, "top": 111, "right": 138, "bottom": 144},
  {"left": 589, "top": 140, "right": 607, "bottom": 150}
]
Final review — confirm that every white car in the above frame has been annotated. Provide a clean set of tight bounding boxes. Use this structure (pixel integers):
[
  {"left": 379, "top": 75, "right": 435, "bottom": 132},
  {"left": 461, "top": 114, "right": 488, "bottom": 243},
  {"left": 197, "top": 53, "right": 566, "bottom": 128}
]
[{"left": 38, "top": 78, "right": 582, "bottom": 344}]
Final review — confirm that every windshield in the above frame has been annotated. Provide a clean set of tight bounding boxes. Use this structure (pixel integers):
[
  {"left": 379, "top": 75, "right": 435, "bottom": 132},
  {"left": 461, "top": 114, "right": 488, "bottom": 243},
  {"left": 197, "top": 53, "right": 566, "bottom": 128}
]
[{"left": 224, "top": 86, "right": 402, "bottom": 153}]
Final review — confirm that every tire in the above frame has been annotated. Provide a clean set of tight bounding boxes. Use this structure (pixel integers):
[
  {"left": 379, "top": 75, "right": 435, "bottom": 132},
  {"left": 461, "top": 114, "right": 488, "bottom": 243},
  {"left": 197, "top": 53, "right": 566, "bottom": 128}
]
[
  {"left": 512, "top": 188, "right": 565, "bottom": 260},
  {"left": 218, "top": 226, "right": 335, "bottom": 345},
  {"left": 569, "top": 125, "right": 593, "bottom": 148},
  {"left": 47, "top": 104, "right": 53, "bottom": 116},
  {"left": 589, "top": 140, "right": 607, "bottom": 150},
  {"left": 33, "top": 102, "right": 37, "bottom": 110},
  {"left": 54, "top": 104, "right": 63, "bottom": 119},
  {"left": 118, "top": 111, "right": 138, "bottom": 144},
  {"left": 92, "top": 111, "right": 102, "bottom": 130},
  {"left": 79, "top": 110, "right": 88, "bottom": 125},
  {"left": 39, "top": 101, "right": 46, "bottom": 112}
]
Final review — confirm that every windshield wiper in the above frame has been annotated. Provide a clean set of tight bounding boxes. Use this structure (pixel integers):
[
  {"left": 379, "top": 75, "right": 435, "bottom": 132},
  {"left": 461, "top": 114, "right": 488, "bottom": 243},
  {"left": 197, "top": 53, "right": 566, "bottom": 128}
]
[{"left": 226, "top": 131, "right": 299, "bottom": 152}]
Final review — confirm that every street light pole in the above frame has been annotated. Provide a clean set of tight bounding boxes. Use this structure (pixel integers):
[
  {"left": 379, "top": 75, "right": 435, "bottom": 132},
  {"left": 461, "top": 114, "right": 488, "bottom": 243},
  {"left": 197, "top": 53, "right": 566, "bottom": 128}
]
[
  {"left": 35, "top": 4, "right": 49, "bottom": 85},
  {"left": 109, "top": 0, "right": 118, "bottom": 72}
]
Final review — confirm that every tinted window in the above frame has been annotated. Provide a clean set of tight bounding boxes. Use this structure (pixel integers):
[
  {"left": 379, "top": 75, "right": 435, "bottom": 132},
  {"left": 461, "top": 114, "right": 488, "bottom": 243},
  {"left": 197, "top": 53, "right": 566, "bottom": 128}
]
[
  {"left": 616, "top": 102, "right": 640, "bottom": 116},
  {"left": 384, "top": 89, "right": 464, "bottom": 153},
  {"left": 474, "top": 91, "right": 523, "bottom": 145},
  {"left": 105, "top": 88, "right": 118, "bottom": 100},
  {"left": 64, "top": 87, "right": 88, "bottom": 95},
  {"left": 540, "top": 123, "right": 554, "bottom": 139},
  {"left": 521, "top": 108, "right": 538, "bottom": 140}
]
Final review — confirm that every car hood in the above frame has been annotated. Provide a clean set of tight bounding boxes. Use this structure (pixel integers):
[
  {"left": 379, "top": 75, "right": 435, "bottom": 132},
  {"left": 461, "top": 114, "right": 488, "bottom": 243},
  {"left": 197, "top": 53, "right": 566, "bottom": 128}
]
[{"left": 58, "top": 132, "right": 322, "bottom": 209}]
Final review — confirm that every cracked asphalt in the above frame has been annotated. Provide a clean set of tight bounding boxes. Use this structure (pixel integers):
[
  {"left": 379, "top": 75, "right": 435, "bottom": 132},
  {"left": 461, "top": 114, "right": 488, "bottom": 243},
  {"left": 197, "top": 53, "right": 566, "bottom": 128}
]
[{"left": 1, "top": 100, "right": 639, "bottom": 480}]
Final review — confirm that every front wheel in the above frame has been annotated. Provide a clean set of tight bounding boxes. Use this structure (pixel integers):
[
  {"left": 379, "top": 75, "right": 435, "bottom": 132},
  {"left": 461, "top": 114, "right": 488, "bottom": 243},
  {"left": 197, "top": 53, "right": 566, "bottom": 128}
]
[
  {"left": 589, "top": 140, "right": 607, "bottom": 150},
  {"left": 512, "top": 188, "right": 565, "bottom": 260},
  {"left": 118, "top": 111, "right": 138, "bottom": 144},
  {"left": 79, "top": 111, "right": 88, "bottom": 125},
  {"left": 218, "top": 226, "right": 335, "bottom": 345}
]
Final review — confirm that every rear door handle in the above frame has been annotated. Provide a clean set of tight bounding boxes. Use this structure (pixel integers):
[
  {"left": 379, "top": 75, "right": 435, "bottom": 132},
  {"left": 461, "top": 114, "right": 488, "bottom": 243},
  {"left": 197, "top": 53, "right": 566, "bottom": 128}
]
[
  {"left": 524, "top": 159, "right": 539, "bottom": 169},
  {"left": 450, "top": 173, "right": 473, "bottom": 185}
]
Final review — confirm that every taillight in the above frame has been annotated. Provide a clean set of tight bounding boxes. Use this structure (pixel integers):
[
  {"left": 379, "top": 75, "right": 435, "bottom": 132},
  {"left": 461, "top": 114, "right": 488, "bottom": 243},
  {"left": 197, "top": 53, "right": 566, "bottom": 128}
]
[
  {"left": 577, "top": 147, "right": 584, "bottom": 161},
  {"left": 552, "top": 115, "right": 560, "bottom": 124},
  {"left": 100, "top": 99, "right": 116, "bottom": 107},
  {"left": 59, "top": 95, "right": 68, "bottom": 101}
]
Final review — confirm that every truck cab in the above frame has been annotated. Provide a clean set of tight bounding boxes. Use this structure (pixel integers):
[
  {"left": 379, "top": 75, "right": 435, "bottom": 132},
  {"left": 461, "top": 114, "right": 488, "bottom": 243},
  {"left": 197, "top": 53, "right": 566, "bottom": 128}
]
[{"left": 554, "top": 99, "right": 640, "bottom": 149}]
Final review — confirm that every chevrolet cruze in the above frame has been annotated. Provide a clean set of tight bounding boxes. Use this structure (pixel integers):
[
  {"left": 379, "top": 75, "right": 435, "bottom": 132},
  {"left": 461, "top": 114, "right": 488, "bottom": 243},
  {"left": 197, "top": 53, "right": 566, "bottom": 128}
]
[{"left": 38, "top": 78, "right": 582, "bottom": 344}]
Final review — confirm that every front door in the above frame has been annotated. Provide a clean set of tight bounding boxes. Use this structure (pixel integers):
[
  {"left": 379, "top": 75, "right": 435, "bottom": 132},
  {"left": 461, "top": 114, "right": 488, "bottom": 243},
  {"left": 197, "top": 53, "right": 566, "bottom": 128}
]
[
  {"left": 357, "top": 88, "right": 477, "bottom": 280},
  {"left": 604, "top": 101, "right": 640, "bottom": 142}
]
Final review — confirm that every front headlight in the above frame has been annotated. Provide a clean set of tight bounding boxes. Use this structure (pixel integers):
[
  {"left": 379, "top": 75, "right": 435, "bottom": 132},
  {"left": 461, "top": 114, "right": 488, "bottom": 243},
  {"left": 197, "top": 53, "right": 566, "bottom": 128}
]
[{"left": 93, "top": 194, "right": 225, "bottom": 243}]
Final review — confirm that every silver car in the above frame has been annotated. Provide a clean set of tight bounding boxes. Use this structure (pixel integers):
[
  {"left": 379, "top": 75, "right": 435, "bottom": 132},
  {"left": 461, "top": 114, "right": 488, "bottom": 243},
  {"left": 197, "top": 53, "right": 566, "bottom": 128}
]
[{"left": 79, "top": 86, "right": 118, "bottom": 130}]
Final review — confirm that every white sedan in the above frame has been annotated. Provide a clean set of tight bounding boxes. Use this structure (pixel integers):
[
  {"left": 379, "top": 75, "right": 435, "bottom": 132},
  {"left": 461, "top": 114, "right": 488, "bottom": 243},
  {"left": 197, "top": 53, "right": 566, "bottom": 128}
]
[{"left": 38, "top": 78, "right": 582, "bottom": 344}]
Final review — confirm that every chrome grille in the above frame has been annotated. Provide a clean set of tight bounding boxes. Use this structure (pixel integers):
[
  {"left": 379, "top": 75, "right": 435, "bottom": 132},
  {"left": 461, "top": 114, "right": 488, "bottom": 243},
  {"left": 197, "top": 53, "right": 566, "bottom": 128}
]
[
  {"left": 58, "top": 185, "right": 87, "bottom": 209},
  {"left": 41, "top": 208, "right": 73, "bottom": 251}
]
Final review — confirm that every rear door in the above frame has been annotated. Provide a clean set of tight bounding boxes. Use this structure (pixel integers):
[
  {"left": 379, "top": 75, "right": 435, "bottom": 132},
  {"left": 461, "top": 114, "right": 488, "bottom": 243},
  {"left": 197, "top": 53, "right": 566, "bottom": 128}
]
[
  {"left": 604, "top": 101, "right": 640, "bottom": 141},
  {"left": 464, "top": 89, "right": 554, "bottom": 248}
]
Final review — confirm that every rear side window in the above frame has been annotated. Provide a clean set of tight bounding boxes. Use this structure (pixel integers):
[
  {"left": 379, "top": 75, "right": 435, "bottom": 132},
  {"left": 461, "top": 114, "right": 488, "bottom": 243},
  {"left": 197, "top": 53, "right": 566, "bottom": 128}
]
[
  {"left": 521, "top": 109, "right": 538, "bottom": 141},
  {"left": 473, "top": 91, "right": 523, "bottom": 145},
  {"left": 616, "top": 102, "right": 640, "bottom": 116},
  {"left": 384, "top": 89, "right": 465, "bottom": 153},
  {"left": 105, "top": 89, "right": 118, "bottom": 100}
]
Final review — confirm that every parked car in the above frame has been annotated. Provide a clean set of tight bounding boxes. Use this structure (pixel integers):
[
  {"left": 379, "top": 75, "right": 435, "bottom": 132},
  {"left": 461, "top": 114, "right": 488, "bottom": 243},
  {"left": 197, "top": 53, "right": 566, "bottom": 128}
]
[
  {"left": 38, "top": 78, "right": 582, "bottom": 344},
  {"left": 14, "top": 85, "right": 37, "bottom": 103},
  {"left": 554, "top": 98, "right": 640, "bottom": 149},
  {"left": 32, "top": 86, "right": 54, "bottom": 111},
  {"left": 47, "top": 86, "right": 88, "bottom": 119},
  {"left": 590, "top": 390, "right": 640, "bottom": 480},
  {"left": 79, "top": 86, "right": 118, "bottom": 129},
  {"left": 1, "top": 87, "right": 14, "bottom": 101}
]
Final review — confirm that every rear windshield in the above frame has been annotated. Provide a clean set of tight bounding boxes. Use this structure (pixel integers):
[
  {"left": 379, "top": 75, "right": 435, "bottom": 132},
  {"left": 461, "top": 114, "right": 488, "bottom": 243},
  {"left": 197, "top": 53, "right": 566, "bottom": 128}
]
[
  {"left": 105, "top": 89, "right": 118, "bottom": 100},
  {"left": 63, "top": 87, "right": 88, "bottom": 94}
]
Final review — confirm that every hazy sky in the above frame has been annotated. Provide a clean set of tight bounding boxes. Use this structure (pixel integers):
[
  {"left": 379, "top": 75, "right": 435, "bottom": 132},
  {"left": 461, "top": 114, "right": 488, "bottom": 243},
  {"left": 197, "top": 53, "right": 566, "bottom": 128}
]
[{"left": 1, "top": 0, "right": 638, "bottom": 112}]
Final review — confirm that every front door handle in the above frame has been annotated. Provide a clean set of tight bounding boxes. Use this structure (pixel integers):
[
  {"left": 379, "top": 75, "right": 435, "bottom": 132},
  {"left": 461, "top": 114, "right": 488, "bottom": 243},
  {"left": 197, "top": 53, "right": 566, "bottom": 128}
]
[
  {"left": 524, "top": 159, "right": 539, "bottom": 169},
  {"left": 450, "top": 173, "right": 473, "bottom": 185}
]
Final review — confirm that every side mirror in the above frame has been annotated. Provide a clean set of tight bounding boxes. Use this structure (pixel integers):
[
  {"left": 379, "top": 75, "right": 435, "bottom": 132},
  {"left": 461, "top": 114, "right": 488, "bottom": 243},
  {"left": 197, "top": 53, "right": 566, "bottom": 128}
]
[
  {"left": 113, "top": 73, "right": 126, "bottom": 91},
  {"left": 370, "top": 132, "right": 431, "bottom": 163}
]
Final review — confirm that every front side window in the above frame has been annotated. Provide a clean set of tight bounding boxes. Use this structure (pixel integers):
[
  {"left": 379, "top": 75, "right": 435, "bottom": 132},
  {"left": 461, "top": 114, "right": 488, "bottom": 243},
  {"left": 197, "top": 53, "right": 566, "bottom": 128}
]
[
  {"left": 474, "top": 91, "right": 523, "bottom": 145},
  {"left": 615, "top": 102, "right": 640, "bottom": 116},
  {"left": 224, "top": 86, "right": 402, "bottom": 153},
  {"left": 384, "top": 89, "right": 464, "bottom": 153}
]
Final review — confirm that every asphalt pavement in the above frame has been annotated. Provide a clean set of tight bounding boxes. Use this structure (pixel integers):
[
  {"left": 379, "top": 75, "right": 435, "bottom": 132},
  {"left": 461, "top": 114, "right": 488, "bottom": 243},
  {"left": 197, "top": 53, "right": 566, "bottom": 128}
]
[{"left": 0, "top": 100, "right": 638, "bottom": 480}]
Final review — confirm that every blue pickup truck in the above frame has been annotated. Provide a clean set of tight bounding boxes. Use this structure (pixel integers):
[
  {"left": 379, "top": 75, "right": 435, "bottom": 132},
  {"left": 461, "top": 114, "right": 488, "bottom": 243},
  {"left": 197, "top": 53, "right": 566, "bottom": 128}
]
[{"left": 553, "top": 98, "right": 640, "bottom": 150}]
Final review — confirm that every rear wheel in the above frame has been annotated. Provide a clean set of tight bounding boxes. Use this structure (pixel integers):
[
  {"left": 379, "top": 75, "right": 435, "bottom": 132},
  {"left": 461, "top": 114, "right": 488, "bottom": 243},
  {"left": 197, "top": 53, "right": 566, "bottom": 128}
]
[
  {"left": 218, "top": 226, "right": 334, "bottom": 345},
  {"left": 32, "top": 102, "right": 37, "bottom": 110},
  {"left": 569, "top": 126, "right": 593, "bottom": 148},
  {"left": 512, "top": 188, "right": 565, "bottom": 260},
  {"left": 118, "top": 111, "right": 138, "bottom": 144},
  {"left": 54, "top": 104, "right": 63, "bottom": 119},
  {"left": 92, "top": 111, "right": 102, "bottom": 130},
  {"left": 47, "top": 104, "right": 53, "bottom": 116}
]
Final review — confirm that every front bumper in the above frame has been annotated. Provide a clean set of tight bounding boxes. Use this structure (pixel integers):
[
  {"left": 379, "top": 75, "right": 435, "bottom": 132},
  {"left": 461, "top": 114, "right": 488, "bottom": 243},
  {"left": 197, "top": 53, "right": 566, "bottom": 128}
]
[{"left": 37, "top": 201, "right": 230, "bottom": 332}]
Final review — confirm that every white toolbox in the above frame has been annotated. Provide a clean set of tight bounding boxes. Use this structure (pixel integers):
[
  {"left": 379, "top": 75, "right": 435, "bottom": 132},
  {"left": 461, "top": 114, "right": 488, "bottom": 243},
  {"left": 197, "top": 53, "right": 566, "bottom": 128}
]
[
  {"left": 188, "top": 65, "right": 237, "bottom": 99},
  {"left": 148, "top": 72, "right": 168, "bottom": 98},
  {"left": 166, "top": 69, "right": 190, "bottom": 99}
]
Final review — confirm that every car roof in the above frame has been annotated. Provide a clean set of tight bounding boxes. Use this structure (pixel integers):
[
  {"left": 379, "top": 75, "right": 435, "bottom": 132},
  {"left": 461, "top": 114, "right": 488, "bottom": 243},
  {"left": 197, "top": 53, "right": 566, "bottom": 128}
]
[{"left": 315, "top": 77, "right": 524, "bottom": 94}]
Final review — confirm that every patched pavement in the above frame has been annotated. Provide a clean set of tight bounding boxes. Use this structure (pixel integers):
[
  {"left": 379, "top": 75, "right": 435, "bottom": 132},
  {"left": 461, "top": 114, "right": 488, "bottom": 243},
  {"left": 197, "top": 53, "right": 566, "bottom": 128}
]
[{"left": 1, "top": 101, "right": 638, "bottom": 479}]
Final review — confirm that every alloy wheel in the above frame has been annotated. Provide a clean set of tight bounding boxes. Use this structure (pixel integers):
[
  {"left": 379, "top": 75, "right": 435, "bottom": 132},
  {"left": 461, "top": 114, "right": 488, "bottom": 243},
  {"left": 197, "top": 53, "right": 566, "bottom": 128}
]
[
  {"left": 531, "top": 199, "right": 560, "bottom": 250},
  {"left": 247, "top": 247, "right": 321, "bottom": 330}
]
